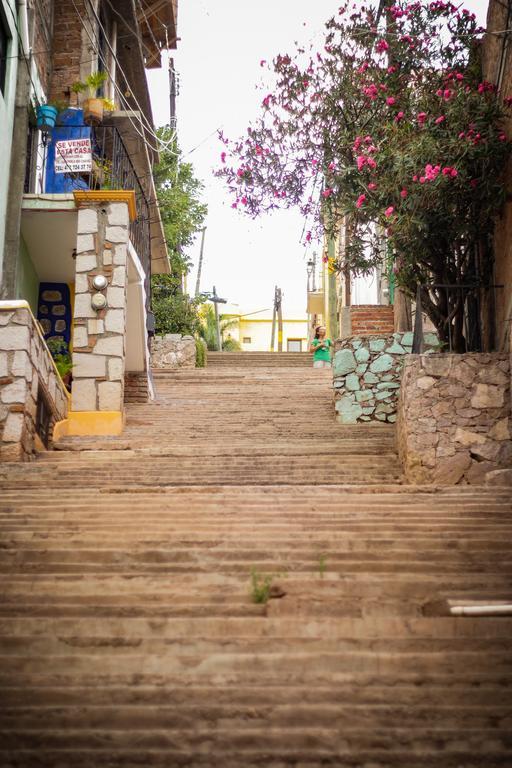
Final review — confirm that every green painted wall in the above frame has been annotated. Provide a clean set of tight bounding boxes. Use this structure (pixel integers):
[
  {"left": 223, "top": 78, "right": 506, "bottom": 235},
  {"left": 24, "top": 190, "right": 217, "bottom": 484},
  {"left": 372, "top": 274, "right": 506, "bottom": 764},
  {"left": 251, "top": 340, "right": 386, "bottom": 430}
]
[
  {"left": 16, "top": 236, "right": 39, "bottom": 313},
  {"left": 0, "top": 0, "right": 19, "bottom": 283}
]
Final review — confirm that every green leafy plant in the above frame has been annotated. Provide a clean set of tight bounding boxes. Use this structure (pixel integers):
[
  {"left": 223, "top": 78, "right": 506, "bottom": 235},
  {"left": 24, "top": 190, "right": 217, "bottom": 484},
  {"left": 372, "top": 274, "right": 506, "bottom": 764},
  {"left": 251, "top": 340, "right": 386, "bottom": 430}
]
[
  {"left": 250, "top": 568, "right": 274, "bottom": 604},
  {"left": 71, "top": 71, "right": 114, "bottom": 110},
  {"left": 93, "top": 156, "right": 113, "bottom": 190},
  {"left": 46, "top": 339, "right": 73, "bottom": 379},
  {"left": 195, "top": 337, "right": 207, "bottom": 368}
]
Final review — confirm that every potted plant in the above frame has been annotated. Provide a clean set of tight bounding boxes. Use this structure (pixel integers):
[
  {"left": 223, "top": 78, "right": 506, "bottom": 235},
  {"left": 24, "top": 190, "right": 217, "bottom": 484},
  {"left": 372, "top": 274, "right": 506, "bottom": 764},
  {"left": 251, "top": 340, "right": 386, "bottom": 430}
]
[
  {"left": 46, "top": 339, "right": 73, "bottom": 390},
  {"left": 71, "top": 71, "right": 115, "bottom": 126},
  {"left": 36, "top": 100, "right": 66, "bottom": 132}
]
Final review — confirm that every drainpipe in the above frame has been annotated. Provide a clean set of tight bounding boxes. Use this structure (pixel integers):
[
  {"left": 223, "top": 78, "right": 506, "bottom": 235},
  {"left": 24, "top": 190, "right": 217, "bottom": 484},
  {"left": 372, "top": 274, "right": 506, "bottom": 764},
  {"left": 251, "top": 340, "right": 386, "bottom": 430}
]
[{"left": 0, "top": 0, "right": 32, "bottom": 300}]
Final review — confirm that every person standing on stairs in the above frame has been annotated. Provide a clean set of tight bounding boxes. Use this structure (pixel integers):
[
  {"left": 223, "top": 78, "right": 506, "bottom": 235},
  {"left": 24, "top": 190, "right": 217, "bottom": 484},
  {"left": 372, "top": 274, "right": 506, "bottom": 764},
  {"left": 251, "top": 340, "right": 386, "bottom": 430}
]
[{"left": 310, "top": 325, "right": 332, "bottom": 368}]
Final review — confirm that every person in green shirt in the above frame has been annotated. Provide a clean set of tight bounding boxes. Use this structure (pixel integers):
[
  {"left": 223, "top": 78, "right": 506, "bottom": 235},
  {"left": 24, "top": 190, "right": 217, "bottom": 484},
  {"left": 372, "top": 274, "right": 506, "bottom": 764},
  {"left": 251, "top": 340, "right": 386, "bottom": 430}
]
[{"left": 309, "top": 325, "right": 332, "bottom": 368}]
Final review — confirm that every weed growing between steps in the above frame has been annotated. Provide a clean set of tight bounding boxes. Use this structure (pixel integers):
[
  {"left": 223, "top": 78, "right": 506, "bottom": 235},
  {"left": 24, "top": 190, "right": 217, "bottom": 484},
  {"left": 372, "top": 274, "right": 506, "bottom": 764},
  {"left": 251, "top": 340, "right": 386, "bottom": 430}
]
[{"left": 250, "top": 569, "right": 274, "bottom": 604}]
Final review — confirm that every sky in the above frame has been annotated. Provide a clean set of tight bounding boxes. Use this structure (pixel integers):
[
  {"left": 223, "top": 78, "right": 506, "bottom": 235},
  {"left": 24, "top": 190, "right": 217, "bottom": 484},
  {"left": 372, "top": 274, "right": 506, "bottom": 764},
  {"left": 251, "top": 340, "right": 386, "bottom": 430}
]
[{"left": 146, "top": 0, "right": 489, "bottom": 319}]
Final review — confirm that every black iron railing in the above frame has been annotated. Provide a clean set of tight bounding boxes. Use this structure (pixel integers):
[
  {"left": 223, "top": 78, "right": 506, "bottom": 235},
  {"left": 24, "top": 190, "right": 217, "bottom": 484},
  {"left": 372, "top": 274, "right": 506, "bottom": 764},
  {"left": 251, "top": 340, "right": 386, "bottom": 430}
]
[{"left": 25, "top": 124, "right": 152, "bottom": 307}]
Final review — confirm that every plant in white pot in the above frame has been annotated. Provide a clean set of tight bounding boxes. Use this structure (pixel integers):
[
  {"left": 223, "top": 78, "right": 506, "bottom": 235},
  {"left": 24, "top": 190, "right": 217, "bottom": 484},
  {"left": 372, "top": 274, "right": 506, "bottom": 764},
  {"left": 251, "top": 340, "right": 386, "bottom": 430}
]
[{"left": 71, "top": 71, "right": 115, "bottom": 126}]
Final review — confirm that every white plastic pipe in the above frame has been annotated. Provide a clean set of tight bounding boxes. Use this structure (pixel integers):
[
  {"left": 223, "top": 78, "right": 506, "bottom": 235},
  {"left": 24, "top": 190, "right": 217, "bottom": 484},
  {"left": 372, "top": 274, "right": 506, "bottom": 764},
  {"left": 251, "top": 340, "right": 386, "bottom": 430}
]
[{"left": 450, "top": 605, "right": 512, "bottom": 616}]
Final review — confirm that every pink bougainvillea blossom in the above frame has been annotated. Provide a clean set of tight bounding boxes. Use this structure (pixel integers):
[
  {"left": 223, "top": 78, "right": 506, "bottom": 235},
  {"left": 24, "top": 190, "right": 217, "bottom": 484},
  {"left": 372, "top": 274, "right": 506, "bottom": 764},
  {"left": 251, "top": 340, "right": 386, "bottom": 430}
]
[
  {"left": 366, "top": 157, "right": 377, "bottom": 170},
  {"left": 305, "top": 231, "right": 312, "bottom": 242},
  {"left": 259, "top": 59, "right": 266, "bottom": 67},
  {"left": 417, "top": 112, "right": 427, "bottom": 124},
  {"left": 356, "top": 155, "right": 366, "bottom": 171},
  {"left": 220, "top": 152, "right": 226, "bottom": 163},
  {"left": 322, "top": 188, "right": 333, "bottom": 198},
  {"left": 395, "top": 111, "right": 404, "bottom": 121},
  {"left": 376, "top": 39, "right": 389, "bottom": 53},
  {"left": 385, "top": 206, "right": 395, "bottom": 217},
  {"left": 363, "top": 84, "right": 379, "bottom": 100},
  {"left": 368, "top": 182, "right": 377, "bottom": 190},
  {"left": 435, "top": 115, "right": 446, "bottom": 124},
  {"left": 241, "top": 196, "right": 248, "bottom": 205},
  {"left": 356, "top": 193, "right": 366, "bottom": 208},
  {"left": 400, "top": 189, "right": 408, "bottom": 198},
  {"left": 386, "top": 96, "right": 396, "bottom": 106}
]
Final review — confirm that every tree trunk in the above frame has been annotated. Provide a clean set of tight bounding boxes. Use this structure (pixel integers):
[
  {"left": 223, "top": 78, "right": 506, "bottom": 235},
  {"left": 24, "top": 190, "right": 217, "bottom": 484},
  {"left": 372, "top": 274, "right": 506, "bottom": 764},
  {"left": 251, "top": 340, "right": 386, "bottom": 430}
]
[{"left": 394, "top": 287, "right": 412, "bottom": 332}]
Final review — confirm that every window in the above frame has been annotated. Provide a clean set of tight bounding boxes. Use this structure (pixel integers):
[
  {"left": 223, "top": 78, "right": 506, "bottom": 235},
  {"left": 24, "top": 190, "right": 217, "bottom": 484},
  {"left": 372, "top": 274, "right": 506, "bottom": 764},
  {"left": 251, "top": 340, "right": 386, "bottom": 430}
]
[
  {"left": 287, "top": 339, "right": 303, "bottom": 352},
  {"left": 243, "top": 337, "right": 252, "bottom": 344},
  {"left": 0, "top": 8, "right": 10, "bottom": 96}
]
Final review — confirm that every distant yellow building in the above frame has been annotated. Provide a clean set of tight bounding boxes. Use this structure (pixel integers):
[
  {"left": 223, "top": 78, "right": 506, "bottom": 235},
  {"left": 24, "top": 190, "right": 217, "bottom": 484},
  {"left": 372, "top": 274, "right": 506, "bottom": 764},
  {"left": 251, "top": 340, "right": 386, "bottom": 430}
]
[{"left": 222, "top": 309, "right": 308, "bottom": 352}]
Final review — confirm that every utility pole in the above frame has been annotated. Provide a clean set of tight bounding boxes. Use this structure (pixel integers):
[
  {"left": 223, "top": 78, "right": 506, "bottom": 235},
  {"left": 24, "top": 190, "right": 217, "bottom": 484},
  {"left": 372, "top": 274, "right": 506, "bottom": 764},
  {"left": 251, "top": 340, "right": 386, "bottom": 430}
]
[
  {"left": 277, "top": 288, "right": 283, "bottom": 352},
  {"left": 270, "top": 285, "right": 277, "bottom": 351},
  {"left": 195, "top": 227, "right": 207, "bottom": 297},
  {"left": 169, "top": 57, "right": 177, "bottom": 131},
  {"left": 210, "top": 286, "right": 227, "bottom": 351}
]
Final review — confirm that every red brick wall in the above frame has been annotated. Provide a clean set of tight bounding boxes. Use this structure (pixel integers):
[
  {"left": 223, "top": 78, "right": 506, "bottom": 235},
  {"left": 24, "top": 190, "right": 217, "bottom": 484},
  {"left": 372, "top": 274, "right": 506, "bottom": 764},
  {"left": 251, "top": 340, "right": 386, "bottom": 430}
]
[
  {"left": 49, "top": 0, "right": 88, "bottom": 102},
  {"left": 350, "top": 305, "right": 395, "bottom": 336}
]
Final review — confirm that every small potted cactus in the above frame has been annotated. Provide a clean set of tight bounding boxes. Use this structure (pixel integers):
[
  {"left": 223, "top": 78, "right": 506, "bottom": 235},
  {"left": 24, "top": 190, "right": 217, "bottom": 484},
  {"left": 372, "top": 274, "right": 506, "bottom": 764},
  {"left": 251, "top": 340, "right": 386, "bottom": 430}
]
[{"left": 71, "top": 71, "right": 115, "bottom": 126}]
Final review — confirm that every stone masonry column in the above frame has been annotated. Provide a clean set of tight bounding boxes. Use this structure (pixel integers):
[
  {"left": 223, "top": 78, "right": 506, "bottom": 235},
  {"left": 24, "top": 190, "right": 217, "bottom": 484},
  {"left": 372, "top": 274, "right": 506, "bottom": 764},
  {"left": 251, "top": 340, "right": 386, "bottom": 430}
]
[{"left": 70, "top": 192, "right": 134, "bottom": 429}]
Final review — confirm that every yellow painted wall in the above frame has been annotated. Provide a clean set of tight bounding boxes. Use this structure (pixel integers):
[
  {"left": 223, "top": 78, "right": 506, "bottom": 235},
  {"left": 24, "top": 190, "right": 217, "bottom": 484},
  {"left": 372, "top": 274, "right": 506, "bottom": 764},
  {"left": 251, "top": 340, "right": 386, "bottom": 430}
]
[{"left": 224, "top": 317, "right": 308, "bottom": 351}]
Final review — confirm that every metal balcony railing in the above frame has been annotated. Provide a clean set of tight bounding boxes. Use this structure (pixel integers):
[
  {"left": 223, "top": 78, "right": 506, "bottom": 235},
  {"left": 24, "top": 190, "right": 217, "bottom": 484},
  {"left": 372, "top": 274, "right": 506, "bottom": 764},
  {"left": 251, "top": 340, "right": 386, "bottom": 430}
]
[{"left": 25, "top": 123, "right": 152, "bottom": 305}]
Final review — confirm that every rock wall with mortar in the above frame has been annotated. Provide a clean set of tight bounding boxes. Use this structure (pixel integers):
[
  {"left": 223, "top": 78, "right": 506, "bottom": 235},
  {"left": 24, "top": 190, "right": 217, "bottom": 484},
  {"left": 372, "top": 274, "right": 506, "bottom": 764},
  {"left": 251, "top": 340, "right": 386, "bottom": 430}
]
[
  {"left": 398, "top": 353, "right": 511, "bottom": 485},
  {"left": 0, "top": 305, "right": 69, "bottom": 461},
  {"left": 71, "top": 202, "right": 129, "bottom": 413},
  {"left": 333, "top": 332, "right": 439, "bottom": 424},
  {"left": 151, "top": 335, "right": 196, "bottom": 369}
]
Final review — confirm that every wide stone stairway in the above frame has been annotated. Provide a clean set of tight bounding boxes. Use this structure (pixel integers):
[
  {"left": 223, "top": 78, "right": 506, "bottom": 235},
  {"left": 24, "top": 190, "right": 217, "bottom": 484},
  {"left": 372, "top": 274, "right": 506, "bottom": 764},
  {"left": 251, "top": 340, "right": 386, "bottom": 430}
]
[{"left": 0, "top": 355, "right": 511, "bottom": 766}]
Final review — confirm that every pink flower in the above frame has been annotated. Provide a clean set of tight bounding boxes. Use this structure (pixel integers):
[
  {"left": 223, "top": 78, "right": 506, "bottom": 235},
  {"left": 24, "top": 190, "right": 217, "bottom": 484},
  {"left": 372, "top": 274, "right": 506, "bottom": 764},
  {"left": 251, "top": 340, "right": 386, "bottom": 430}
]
[
  {"left": 436, "top": 89, "right": 443, "bottom": 97},
  {"left": 353, "top": 136, "right": 362, "bottom": 151},
  {"left": 305, "top": 231, "right": 312, "bottom": 242},
  {"left": 386, "top": 96, "right": 396, "bottom": 106},
  {"left": 395, "top": 111, "right": 404, "bottom": 122},
  {"left": 368, "top": 182, "right": 377, "bottom": 190},
  {"left": 322, "top": 188, "right": 333, "bottom": 198},
  {"left": 262, "top": 94, "right": 272, "bottom": 107},
  {"left": 241, "top": 196, "right": 248, "bottom": 205},
  {"left": 419, "top": 176, "right": 426, "bottom": 184},
  {"left": 260, "top": 59, "right": 266, "bottom": 67},
  {"left": 376, "top": 39, "right": 389, "bottom": 53},
  {"left": 442, "top": 167, "right": 452, "bottom": 176},
  {"left": 387, "top": 65, "right": 397, "bottom": 74},
  {"left": 458, "top": 132, "right": 465, "bottom": 139},
  {"left": 455, "top": 73, "right": 464, "bottom": 81},
  {"left": 220, "top": 152, "right": 226, "bottom": 163},
  {"left": 236, "top": 168, "right": 245, "bottom": 178},
  {"left": 450, "top": 168, "right": 458, "bottom": 178},
  {"left": 499, "top": 133, "right": 507, "bottom": 141},
  {"left": 231, "top": 202, "right": 238, "bottom": 209},
  {"left": 417, "top": 112, "right": 427, "bottom": 124},
  {"left": 255, "top": 145, "right": 263, "bottom": 155},
  {"left": 328, "top": 162, "right": 336, "bottom": 171},
  {"left": 366, "top": 157, "right": 377, "bottom": 170},
  {"left": 385, "top": 206, "right": 394, "bottom": 217},
  {"left": 312, "top": 159, "right": 319, "bottom": 166},
  {"left": 363, "top": 84, "right": 379, "bottom": 100},
  {"left": 412, "top": 175, "right": 418, "bottom": 182},
  {"left": 356, "top": 155, "right": 366, "bottom": 171},
  {"left": 443, "top": 89, "right": 452, "bottom": 100},
  {"left": 356, "top": 193, "right": 366, "bottom": 208},
  {"left": 400, "top": 189, "right": 408, "bottom": 198},
  {"left": 435, "top": 115, "right": 446, "bottom": 124}
]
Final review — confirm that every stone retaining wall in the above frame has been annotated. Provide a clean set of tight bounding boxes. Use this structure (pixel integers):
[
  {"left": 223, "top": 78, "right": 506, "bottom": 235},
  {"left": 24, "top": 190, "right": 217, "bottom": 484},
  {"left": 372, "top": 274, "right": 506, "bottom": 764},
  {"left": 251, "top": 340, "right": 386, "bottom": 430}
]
[
  {"left": 151, "top": 334, "right": 196, "bottom": 369},
  {"left": 398, "top": 353, "right": 511, "bottom": 485},
  {"left": 333, "top": 332, "right": 439, "bottom": 424},
  {"left": 0, "top": 303, "right": 69, "bottom": 461}
]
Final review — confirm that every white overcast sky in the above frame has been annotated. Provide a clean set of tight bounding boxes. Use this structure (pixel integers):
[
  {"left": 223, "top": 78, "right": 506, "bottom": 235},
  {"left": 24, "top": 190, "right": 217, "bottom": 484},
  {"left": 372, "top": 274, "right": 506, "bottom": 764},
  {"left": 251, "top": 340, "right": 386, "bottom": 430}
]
[{"left": 147, "top": 0, "right": 489, "bottom": 318}]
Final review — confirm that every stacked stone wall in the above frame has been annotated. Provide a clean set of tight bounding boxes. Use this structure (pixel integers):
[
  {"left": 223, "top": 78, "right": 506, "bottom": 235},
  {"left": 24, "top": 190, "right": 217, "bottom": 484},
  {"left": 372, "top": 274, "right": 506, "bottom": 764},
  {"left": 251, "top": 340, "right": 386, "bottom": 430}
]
[
  {"left": 333, "top": 332, "right": 439, "bottom": 424},
  {"left": 398, "top": 353, "right": 511, "bottom": 485},
  {"left": 0, "top": 305, "right": 68, "bottom": 461},
  {"left": 72, "top": 203, "right": 129, "bottom": 413},
  {"left": 151, "top": 335, "right": 196, "bottom": 369}
]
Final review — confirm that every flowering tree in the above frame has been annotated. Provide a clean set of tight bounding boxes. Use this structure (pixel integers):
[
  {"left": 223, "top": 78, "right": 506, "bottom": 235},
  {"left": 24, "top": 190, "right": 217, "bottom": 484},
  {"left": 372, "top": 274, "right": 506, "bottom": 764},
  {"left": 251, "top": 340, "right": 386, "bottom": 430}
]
[{"left": 217, "top": 1, "right": 511, "bottom": 349}]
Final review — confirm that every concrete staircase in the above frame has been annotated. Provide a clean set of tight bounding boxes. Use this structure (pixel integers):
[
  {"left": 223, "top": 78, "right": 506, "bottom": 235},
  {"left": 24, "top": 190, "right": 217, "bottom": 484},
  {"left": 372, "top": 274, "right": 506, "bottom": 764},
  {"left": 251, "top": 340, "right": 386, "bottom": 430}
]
[
  {"left": 207, "top": 351, "right": 312, "bottom": 367},
  {"left": 0, "top": 364, "right": 511, "bottom": 766}
]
